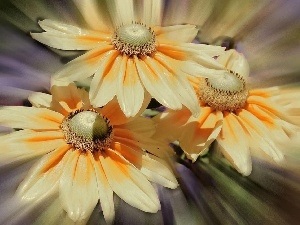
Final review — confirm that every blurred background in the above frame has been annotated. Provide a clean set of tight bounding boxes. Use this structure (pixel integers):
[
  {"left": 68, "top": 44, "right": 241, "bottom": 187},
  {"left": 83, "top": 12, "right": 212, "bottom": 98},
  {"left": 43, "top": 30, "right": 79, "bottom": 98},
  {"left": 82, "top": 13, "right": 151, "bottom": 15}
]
[{"left": 0, "top": 0, "right": 300, "bottom": 224}]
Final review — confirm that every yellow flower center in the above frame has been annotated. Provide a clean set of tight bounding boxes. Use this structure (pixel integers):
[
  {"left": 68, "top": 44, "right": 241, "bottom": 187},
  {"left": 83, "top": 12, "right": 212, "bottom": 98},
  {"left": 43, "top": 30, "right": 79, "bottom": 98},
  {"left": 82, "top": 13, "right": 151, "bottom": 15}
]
[
  {"left": 112, "top": 22, "right": 156, "bottom": 56},
  {"left": 61, "top": 109, "right": 113, "bottom": 152},
  {"left": 198, "top": 70, "right": 248, "bottom": 111}
]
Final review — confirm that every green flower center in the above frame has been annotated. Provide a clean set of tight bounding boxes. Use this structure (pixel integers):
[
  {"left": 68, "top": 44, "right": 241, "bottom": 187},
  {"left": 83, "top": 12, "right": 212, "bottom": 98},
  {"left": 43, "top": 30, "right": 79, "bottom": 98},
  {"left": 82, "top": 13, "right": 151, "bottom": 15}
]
[
  {"left": 198, "top": 71, "right": 248, "bottom": 112},
  {"left": 112, "top": 23, "right": 156, "bottom": 56},
  {"left": 61, "top": 109, "right": 113, "bottom": 152}
]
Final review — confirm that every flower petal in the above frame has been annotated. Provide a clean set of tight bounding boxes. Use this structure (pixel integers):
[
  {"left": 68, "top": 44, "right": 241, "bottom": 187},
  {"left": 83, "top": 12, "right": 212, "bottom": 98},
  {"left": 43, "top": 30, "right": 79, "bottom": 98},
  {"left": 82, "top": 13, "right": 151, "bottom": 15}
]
[
  {"left": 108, "top": 0, "right": 135, "bottom": 26},
  {"left": 216, "top": 112, "right": 252, "bottom": 176},
  {"left": 112, "top": 142, "right": 178, "bottom": 189},
  {"left": 0, "top": 106, "right": 63, "bottom": 130},
  {"left": 89, "top": 152, "right": 115, "bottom": 224},
  {"left": 100, "top": 149, "right": 160, "bottom": 213},
  {"left": 237, "top": 109, "right": 284, "bottom": 162},
  {"left": 50, "top": 83, "right": 91, "bottom": 116},
  {"left": 59, "top": 150, "right": 98, "bottom": 222},
  {"left": 90, "top": 55, "right": 124, "bottom": 108},
  {"left": 134, "top": 55, "right": 182, "bottom": 110},
  {"left": 16, "top": 144, "right": 70, "bottom": 201},
  {"left": 28, "top": 92, "right": 52, "bottom": 108},
  {"left": 52, "top": 44, "right": 114, "bottom": 82},
  {"left": 116, "top": 57, "right": 145, "bottom": 117},
  {"left": 0, "top": 130, "right": 65, "bottom": 165},
  {"left": 156, "top": 25, "right": 198, "bottom": 43},
  {"left": 31, "top": 19, "right": 111, "bottom": 50},
  {"left": 180, "top": 109, "right": 223, "bottom": 162},
  {"left": 141, "top": 0, "right": 163, "bottom": 26}
]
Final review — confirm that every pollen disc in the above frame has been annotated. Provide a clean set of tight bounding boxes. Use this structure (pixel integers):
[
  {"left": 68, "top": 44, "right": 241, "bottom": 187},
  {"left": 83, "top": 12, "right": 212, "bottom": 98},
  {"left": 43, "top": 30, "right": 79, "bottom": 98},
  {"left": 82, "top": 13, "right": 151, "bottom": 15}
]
[
  {"left": 198, "top": 71, "right": 248, "bottom": 112},
  {"left": 61, "top": 109, "right": 113, "bottom": 152},
  {"left": 112, "top": 22, "right": 156, "bottom": 56}
]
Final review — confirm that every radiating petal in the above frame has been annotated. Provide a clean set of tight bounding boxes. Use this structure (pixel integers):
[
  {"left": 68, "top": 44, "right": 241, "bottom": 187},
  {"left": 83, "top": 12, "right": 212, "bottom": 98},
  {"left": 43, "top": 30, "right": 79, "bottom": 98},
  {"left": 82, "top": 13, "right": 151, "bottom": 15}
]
[
  {"left": 50, "top": 83, "right": 91, "bottom": 116},
  {"left": 0, "top": 130, "right": 65, "bottom": 164},
  {"left": 16, "top": 144, "right": 70, "bottom": 201},
  {"left": 116, "top": 57, "right": 145, "bottom": 117},
  {"left": 28, "top": 92, "right": 52, "bottom": 108},
  {"left": 112, "top": 142, "right": 178, "bottom": 189},
  {"left": 134, "top": 55, "right": 182, "bottom": 110},
  {"left": 89, "top": 152, "right": 115, "bottom": 224},
  {"left": 52, "top": 44, "right": 114, "bottom": 82},
  {"left": 109, "top": 0, "right": 135, "bottom": 27},
  {"left": 180, "top": 109, "right": 223, "bottom": 162},
  {"left": 31, "top": 19, "right": 111, "bottom": 50},
  {"left": 141, "top": 0, "right": 163, "bottom": 26},
  {"left": 217, "top": 112, "right": 252, "bottom": 176},
  {"left": 100, "top": 149, "right": 160, "bottom": 213},
  {"left": 59, "top": 150, "right": 98, "bottom": 222},
  {"left": 156, "top": 24, "right": 198, "bottom": 43},
  {"left": 90, "top": 55, "right": 124, "bottom": 107},
  {"left": 237, "top": 109, "right": 284, "bottom": 162},
  {"left": 0, "top": 106, "right": 63, "bottom": 130}
]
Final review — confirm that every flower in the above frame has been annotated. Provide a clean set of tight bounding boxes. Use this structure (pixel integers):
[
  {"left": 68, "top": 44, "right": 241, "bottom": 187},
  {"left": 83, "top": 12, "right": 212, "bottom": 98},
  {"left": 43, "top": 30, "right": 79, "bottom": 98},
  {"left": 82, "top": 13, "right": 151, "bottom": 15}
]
[
  {"left": 30, "top": 0, "right": 226, "bottom": 117},
  {"left": 154, "top": 49, "right": 300, "bottom": 176},
  {"left": 0, "top": 83, "right": 178, "bottom": 223}
]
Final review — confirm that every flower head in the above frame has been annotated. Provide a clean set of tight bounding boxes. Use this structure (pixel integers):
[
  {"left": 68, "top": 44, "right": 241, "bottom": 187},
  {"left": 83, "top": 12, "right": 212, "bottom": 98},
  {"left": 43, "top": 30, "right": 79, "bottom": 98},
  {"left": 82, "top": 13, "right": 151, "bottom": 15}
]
[
  {"left": 155, "top": 49, "right": 300, "bottom": 176},
  {"left": 31, "top": 0, "right": 226, "bottom": 117},
  {"left": 0, "top": 83, "right": 178, "bottom": 223}
]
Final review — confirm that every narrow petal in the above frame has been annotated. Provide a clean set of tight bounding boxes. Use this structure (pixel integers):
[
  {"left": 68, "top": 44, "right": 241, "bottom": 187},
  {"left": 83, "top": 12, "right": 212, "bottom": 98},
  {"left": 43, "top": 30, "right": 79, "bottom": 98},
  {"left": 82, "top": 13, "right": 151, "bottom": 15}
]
[
  {"left": 0, "top": 130, "right": 65, "bottom": 164},
  {"left": 59, "top": 150, "right": 98, "bottom": 222},
  {"left": 134, "top": 55, "right": 182, "bottom": 110},
  {"left": 117, "top": 57, "right": 145, "bottom": 117},
  {"left": 100, "top": 149, "right": 160, "bottom": 213},
  {"left": 110, "top": 0, "right": 135, "bottom": 26},
  {"left": 0, "top": 106, "right": 63, "bottom": 130},
  {"left": 53, "top": 45, "right": 114, "bottom": 82},
  {"left": 112, "top": 142, "right": 178, "bottom": 189},
  {"left": 237, "top": 109, "right": 284, "bottom": 162},
  {"left": 28, "top": 92, "right": 52, "bottom": 108},
  {"left": 90, "top": 54, "right": 124, "bottom": 107},
  {"left": 50, "top": 83, "right": 91, "bottom": 116},
  {"left": 142, "top": 0, "right": 162, "bottom": 26},
  {"left": 89, "top": 152, "right": 115, "bottom": 224},
  {"left": 180, "top": 109, "right": 223, "bottom": 162},
  {"left": 31, "top": 19, "right": 111, "bottom": 50},
  {"left": 156, "top": 25, "right": 198, "bottom": 43},
  {"left": 16, "top": 144, "right": 70, "bottom": 201},
  {"left": 217, "top": 112, "right": 252, "bottom": 176}
]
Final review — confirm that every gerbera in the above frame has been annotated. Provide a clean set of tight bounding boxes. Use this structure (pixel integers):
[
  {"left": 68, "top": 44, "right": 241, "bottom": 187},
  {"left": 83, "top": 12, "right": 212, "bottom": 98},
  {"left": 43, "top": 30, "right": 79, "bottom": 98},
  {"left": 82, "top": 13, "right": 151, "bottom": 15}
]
[
  {"left": 31, "top": 0, "right": 226, "bottom": 117},
  {"left": 154, "top": 49, "right": 300, "bottom": 176},
  {"left": 0, "top": 83, "right": 178, "bottom": 223}
]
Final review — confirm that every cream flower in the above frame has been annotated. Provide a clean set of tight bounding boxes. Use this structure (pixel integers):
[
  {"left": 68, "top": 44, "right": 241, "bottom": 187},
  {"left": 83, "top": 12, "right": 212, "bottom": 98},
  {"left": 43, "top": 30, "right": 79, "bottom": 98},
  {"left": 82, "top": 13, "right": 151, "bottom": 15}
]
[
  {"left": 0, "top": 83, "right": 178, "bottom": 223},
  {"left": 155, "top": 49, "right": 300, "bottom": 176},
  {"left": 31, "top": 0, "right": 226, "bottom": 117}
]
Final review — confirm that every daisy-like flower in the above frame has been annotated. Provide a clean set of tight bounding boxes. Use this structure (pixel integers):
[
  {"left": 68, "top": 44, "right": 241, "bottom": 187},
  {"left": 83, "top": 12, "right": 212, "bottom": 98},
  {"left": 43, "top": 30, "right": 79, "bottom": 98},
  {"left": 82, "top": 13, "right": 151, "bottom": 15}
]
[
  {"left": 155, "top": 49, "right": 300, "bottom": 176},
  {"left": 31, "top": 0, "right": 226, "bottom": 117},
  {"left": 0, "top": 83, "right": 178, "bottom": 223}
]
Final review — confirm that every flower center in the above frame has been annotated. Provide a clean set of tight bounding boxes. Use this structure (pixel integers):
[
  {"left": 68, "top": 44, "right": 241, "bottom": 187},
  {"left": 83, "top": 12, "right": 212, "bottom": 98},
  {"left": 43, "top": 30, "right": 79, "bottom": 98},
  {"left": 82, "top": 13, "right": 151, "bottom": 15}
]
[
  {"left": 198, "top": 71, "right": 248, "bottom": 111},
  {"left": 61, "top": 109, "right": 113, "bottom": 152},
  {"left": 112, "top": 22, "right": 156, "bottom": 56}
]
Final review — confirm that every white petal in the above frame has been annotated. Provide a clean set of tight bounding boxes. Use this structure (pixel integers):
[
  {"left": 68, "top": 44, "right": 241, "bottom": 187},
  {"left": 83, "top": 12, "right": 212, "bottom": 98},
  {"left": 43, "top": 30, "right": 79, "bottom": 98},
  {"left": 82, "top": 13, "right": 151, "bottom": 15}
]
[
  {"left": 17, "top": 144, "right": 70, "bottom": 201},
  {"left": 110, "top": 0, "right": 135, "bottom": 27},
  {"left": 142, "top": 0, "right": 163, "bottom": 26},
  {"left": 90, "top": 55, "right": 123, "bottom": 107},
  {"left": 53, "top": 45, "right": 114, "bottom": 82},
  {"left": 112, "top": 142, "right": 178, "bottom": 189},
  {"left": 28, "top": 92, "right": 52, "bottom": 108},
  {"left": 216, "top": 49, "right": 250, "bottom": 78},
  {"left": 156, "top": 25, "right": 198, "bottom": 43},
  {"left": 217, "top": 112, "right": 252, "bottom": 176},
  {"left": 59, "top": 150, "right": 98, "bottom": 222},
  {"left": 100, "top": 149, "right": 160, "bottom": 213},
  {"left": 89, "top": 152, "right": 115, "bottom": 224},
  {"left": 134, "top": 55, "right": 182, "bottom": 110},
  {"left": 32, "top": 19, "right": 111, "bottom": 50},
  {"left": 116, "top": 57, "right": 145, "bottom": 117},
  {"left": 0, "top": 106, "right": 63, "bottom": 130}
]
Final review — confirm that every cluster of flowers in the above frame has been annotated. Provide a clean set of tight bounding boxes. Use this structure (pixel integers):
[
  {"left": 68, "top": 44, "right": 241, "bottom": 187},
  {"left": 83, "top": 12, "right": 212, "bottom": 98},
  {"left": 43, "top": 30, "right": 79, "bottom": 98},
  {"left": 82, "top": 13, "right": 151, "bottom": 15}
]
[{"left": 0, "top": 0, "right": 299, "bottom": 224}]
